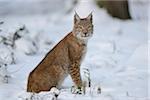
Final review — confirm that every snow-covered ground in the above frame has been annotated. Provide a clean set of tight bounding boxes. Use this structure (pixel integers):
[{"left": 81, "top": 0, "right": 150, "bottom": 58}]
[{"left": 0, "top": 0, "right": 148, "bottom": 100}]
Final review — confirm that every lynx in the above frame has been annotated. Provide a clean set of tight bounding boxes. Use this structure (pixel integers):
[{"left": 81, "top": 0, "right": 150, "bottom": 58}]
[{"left": 27, "top": 12, "right": 93, "bottom": 93}]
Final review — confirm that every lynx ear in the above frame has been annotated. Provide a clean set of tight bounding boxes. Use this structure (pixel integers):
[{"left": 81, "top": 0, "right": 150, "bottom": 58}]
[
  {"left": 74, "top": 12, "right": 80, "bottom": 23},
  {"left": 86, "top": 12, "right": 93, "bottom": 22}
]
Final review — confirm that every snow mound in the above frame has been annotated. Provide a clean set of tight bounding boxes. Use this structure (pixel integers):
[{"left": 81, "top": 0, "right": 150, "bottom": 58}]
[
  {"left": 18, "top": 87, "right": 60, "bottom": 100},
  {"left": 0, "top": 45, "right": 14, "bottom": 64},
  {"left": 15, "top": 38, "right": 37, "bottom": 55}
]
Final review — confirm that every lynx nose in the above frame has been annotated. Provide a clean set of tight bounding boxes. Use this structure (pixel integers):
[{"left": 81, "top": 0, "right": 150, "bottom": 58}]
[{"left": 84, "top": 32, "right": 88, "bottom": 36}]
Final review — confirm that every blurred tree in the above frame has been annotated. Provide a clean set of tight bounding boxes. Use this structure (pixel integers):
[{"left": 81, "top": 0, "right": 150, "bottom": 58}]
[{"left": 96, "top": 0, "right": 131, "bottom": 19}]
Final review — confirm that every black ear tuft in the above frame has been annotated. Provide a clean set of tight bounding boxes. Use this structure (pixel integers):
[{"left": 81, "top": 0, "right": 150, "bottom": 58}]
[
  {"left": 74, "top": 11, "right": 80, "bottom": 23},
  {"left": 86, "top": 12, "right": 93, "bottom": 22}
]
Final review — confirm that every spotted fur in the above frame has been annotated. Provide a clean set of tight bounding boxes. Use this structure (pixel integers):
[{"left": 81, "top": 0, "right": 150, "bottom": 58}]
[{"left": 27, "top": 13, "right": 93, "bottom": 93}]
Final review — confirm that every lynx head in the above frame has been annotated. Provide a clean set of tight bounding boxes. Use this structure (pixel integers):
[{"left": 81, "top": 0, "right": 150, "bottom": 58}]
[{"left": 73, "top": 12, "right": 93, "bottom": 41}]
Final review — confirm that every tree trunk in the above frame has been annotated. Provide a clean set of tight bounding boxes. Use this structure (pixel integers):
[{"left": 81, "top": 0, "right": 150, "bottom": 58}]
[{"left": 96, "top": 0, "right": 131, "bottom": 19}]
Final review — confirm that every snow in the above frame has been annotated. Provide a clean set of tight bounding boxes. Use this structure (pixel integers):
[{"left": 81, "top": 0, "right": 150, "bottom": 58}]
[
  {"left": 0, "top": 0, "right": 148, "bottom": 100},
  {"left": 128, "top": 0, "right": 149, "bottom": 20},
  {"left": 15, "top": 38, "right": 37, "bottom": 55},
  {"left": 18, "top": 87, "right": 60, "bottom": 100}
]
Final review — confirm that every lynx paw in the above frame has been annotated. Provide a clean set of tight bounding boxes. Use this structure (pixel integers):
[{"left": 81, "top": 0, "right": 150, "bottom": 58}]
[{"left": 71, "top": 86, "right": 82, "bottom": 94}]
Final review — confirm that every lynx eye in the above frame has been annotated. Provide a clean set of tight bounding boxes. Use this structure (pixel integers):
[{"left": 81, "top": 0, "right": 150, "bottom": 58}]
[
  {"left": 89, "top": 25, "right": 93, "bottom": 28},
  {"left": 88, "top": 26, "right": 92, "bottom": 30},
  {"left": 78, "top": 26, "right": 84, "bottom": 29}
]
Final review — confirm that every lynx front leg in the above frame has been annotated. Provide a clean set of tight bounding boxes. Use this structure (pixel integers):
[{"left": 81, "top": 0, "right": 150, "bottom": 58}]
[
  {"left": 69, "top": 62, "right": 82, "bottom": 94},
  {"left": 69, "top": 62, "right": 82, "bottom": 87}
]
